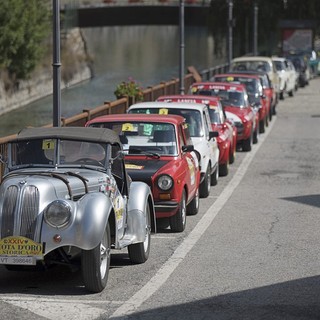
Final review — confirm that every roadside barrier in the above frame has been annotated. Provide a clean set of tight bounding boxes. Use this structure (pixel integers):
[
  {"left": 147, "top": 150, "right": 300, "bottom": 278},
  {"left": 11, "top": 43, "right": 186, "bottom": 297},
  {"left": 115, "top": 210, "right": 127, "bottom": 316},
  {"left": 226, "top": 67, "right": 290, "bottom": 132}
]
[{"left": 0, "top": 64, "right": 228, "bottom": 179}]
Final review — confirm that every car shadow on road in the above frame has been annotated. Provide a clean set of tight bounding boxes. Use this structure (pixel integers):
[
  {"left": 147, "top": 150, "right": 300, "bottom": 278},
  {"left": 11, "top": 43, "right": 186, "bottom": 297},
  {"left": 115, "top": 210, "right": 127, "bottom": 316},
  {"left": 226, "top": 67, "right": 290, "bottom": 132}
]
[
  {"left": 109, "top": 275, "right": 320, "bottom": 319},
  {"left": 281, "top": 194, "right": 320, "bottom": 209}
]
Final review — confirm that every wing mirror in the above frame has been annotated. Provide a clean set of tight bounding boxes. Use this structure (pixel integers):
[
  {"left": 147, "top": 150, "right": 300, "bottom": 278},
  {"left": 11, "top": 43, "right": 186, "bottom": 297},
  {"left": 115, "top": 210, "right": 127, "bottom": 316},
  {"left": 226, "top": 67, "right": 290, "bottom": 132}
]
[{"left": 209, "top": 131, "right": 219, "bottom": 140}]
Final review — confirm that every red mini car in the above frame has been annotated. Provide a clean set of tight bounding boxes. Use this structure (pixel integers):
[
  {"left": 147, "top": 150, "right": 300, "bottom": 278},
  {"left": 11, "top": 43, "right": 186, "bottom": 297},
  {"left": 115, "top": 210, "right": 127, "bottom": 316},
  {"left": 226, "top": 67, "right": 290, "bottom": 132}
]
[
  {"left": 189, "top": 82, "right": 257, "bottom": 152},
  {"left": 86, "top": 113, "right": 201, "bottom": 232},
  {"left": 212, "top": 73, "right": 268, "bottom": 134},
  {"left": 156, "top": 94, "right": 237, "bottom": 176}
]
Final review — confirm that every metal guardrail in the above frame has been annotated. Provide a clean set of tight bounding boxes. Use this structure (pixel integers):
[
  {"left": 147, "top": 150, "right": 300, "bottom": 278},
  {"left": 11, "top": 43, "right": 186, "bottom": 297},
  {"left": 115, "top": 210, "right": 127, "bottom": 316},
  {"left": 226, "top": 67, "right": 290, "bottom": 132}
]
[
  {"left": 0, "top": 64, "right": 227, "bottom": 179},
  {"left": 60, "top": 0, "right": 211, "bottom": 8}
]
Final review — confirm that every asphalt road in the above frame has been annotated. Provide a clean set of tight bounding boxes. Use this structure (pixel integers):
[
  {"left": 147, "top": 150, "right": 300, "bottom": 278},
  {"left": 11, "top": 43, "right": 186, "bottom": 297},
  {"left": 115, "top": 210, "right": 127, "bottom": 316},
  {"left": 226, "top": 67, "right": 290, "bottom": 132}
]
[{"left": 1, "top": 77, "right": 320, "bottom": 320}]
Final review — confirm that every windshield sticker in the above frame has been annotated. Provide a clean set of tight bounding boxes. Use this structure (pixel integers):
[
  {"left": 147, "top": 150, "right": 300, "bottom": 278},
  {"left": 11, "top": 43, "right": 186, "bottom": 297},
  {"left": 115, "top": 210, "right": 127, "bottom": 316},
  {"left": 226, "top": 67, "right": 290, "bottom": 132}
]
[
  {"left": 42, "top": 139, "right": 55, "bottom": 150},
  {"left": 159, "top": 108, "right": 169, "bottom": 115},
  {"left": 191, "top": 87, "right": 198, "bottom": 92},
  {"left": 122, "top": 123, "right": 136, "bottom": 132}
]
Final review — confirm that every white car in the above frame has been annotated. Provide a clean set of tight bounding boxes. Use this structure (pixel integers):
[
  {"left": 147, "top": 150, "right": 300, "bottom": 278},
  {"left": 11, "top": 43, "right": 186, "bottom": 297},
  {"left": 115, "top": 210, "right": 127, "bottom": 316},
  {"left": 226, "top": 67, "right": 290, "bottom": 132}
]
[
  {"left": 127, "top": 102, "right": 219, "bottom": 198},
  {"left": 272, "top": 56, "right": 296, "bottom": 99},
  {"left": 230, "top": 56, "right": 281, "bottom": 106}
]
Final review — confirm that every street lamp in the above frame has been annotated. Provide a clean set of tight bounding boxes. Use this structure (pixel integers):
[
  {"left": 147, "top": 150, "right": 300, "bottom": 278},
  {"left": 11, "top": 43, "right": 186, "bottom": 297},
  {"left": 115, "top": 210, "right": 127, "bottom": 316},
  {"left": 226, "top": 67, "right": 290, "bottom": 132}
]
[
  {"left": 179, "top": 0, "right": 185, "bottom": 94},
  {"left": 227, "top": 0, "right": 233, "bottom": 66},
  {"left": 253, "top": 0, "right": 258, "bottom": 56},
  {"left": 52, "top": 0, "right": 61, "bottom": 127}
]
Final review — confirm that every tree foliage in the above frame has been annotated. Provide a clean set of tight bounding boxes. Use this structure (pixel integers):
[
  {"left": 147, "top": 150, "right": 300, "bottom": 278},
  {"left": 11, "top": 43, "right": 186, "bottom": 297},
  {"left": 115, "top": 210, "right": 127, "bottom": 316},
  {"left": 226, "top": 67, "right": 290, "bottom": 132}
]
[
  {"left": 0, "top": 0, "right": 50, "bottom": 81},
  {"left": 209, "top": 0, "right": 320, "bottom": 56}
]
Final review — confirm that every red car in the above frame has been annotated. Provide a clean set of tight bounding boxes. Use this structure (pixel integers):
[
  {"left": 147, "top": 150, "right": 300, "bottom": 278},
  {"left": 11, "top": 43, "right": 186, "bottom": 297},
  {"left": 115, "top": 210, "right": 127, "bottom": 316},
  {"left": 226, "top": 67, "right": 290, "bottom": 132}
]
[
  {"left": 156, "top": 94, "right": 237, "bottom": 176},
  {"left": 189, "top": 82, "right": 257, "bottom": 152},
  {"left": 212, "top": 73, "right": 268, "bottom": 134},
  {"left": 86, "top": 113, "right": 201, "bottom": 232}
]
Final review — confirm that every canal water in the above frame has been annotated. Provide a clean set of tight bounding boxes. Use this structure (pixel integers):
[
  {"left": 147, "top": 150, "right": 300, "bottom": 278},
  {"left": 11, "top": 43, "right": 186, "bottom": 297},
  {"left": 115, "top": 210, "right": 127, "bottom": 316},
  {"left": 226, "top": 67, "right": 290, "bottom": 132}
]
[{"left": 0, "top": 25, "right": 226, "bottom": 137}]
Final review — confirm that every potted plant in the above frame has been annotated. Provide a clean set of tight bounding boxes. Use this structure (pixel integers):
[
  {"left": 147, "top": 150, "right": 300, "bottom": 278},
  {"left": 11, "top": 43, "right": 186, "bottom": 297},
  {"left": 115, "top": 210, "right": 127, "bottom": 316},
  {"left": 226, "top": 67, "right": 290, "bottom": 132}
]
[{"left": 114, "top": 78, "right": 144, "bottom": 102}]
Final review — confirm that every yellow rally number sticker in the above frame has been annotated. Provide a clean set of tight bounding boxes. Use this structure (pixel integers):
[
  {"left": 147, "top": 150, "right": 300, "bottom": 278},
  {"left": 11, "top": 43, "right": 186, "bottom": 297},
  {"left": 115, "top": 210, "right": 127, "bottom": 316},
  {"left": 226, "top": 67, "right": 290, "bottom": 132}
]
[
  {"left": 159, "top": 108, "right": 169, "bottom": 115},
  {"left": 122, "top": 123, "right": 134, "bottom": 131},
  {"left": 42, "top": 139, "right": 55, "bottom": 150},
  {"left": 0, "top": 236, "right": 43, "bottom": 257}
]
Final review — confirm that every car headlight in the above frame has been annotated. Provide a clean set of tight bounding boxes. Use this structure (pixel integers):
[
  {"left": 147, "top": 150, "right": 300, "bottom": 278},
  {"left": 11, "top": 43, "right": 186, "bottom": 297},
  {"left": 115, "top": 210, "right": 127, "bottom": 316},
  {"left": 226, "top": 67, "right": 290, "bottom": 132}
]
[
  {"left": 44, "top": 200, "right": 72, "bottom": 228},
  {"left": 157, "top": 174, "right": 174, "bottom": 191}
]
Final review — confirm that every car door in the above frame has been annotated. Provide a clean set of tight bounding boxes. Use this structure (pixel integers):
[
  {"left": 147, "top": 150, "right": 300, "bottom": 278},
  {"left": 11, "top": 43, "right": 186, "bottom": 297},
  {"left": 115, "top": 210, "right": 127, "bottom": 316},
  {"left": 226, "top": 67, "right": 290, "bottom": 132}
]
[{"left": 178, "top": 124, "right": 198, "bottom": 201}]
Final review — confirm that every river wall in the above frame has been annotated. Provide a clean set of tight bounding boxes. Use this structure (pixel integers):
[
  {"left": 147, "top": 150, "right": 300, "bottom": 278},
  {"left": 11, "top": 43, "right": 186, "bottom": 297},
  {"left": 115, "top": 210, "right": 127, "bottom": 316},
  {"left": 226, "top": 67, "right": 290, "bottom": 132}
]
[{"left": 0, "top": 28, "right": 92, "bottom": 116}]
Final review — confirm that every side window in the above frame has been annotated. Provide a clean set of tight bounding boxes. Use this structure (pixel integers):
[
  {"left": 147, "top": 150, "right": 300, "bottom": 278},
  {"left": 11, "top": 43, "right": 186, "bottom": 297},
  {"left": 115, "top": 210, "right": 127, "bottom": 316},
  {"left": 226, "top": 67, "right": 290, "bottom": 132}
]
[
  {"left": 202, "top": 109, "right": 211, "bottom": 138},
  {"left": 111, "top": 144, "right": 125, "bottom": 194},
  {"left": 183, "top": 123, "right": 193, "bottom": 146}
]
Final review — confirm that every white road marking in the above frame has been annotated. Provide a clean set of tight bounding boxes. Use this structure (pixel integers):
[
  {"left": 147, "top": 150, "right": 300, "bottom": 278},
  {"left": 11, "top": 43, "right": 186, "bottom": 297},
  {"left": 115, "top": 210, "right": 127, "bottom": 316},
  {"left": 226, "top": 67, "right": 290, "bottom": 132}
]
[
  {"left": 110, "top": 118, "right": 276, "bottom": 318},
  {"left": 0, "top": 118, "right": 275, "bottom": 319}
]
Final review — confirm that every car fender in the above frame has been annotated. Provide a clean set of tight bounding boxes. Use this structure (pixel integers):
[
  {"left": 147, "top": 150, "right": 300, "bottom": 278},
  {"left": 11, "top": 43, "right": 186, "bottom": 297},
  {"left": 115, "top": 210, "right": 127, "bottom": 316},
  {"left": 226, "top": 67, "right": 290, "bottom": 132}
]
[
  {"left": 126, "top": 181, "right": 156, "bottom": 243},
  {"left": 42, "top": 192, "right": 113, "bottom": 254}
]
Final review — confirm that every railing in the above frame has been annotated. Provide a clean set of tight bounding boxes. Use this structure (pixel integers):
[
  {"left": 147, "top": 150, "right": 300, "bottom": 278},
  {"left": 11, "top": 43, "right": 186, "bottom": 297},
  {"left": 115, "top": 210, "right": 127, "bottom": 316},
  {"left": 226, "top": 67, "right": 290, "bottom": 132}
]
[
  {"left": 0, "top": 64, "right": 228, "bottom": 179},
  {"left": 61, "top": 0, "right": 211, "bottom": 8}
]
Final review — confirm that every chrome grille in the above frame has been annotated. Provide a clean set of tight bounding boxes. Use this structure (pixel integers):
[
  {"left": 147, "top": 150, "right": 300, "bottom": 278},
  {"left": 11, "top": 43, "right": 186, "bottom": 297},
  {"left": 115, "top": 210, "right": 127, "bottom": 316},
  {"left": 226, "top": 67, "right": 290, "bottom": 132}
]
[
  {"left": 1, "top": 185, "right": 18, "bottom": 238},
  {"left": 20, "top": 186, "right": 39, "bottom": 239},
  {"left": 1, "top": 185, "right": 39, "bottom": 240}
]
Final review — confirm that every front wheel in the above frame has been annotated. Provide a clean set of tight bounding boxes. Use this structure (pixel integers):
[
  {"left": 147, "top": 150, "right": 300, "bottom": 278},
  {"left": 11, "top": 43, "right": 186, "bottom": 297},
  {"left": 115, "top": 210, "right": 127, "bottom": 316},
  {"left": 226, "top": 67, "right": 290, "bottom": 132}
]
[
  {"left": 128, "top": 204, "right": 151, "bottom": 263},
  {"left": 242, "top": 134, "right": 252, "bottom": 152},
  {"left": 199, "top": 165, "right": 211, "bottom": 198},
  {"left": 170, "top": 189, "right": 187, "bottom": 232},
  {"left": 82, "top": 223, "right": 111, "bottom": 293},
  {"left": 211, "top": 164, "right": 219, "bottom": 185},
  {"left": 187, "top": 187, "right": 199, "bottom": 216}
]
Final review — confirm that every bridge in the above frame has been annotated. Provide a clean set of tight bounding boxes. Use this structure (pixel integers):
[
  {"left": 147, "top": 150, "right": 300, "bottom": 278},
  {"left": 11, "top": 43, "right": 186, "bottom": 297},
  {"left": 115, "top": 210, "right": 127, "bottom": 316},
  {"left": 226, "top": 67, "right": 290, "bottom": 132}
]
[{"left": 61, "top": 0, "right": 212, "bottom": 27}]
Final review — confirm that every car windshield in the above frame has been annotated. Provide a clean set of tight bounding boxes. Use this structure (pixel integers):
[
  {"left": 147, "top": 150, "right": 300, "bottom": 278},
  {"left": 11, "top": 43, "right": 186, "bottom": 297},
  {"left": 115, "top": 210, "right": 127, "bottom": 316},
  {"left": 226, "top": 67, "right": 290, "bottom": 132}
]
[
  {"left": 274, "top": 61, "right": 285, "bottom": 71},
  {"left": 193, "top": 89, "right": 245, "bottom": 108},
  {"left": 90, "top": 121, "right": 178, "bottom": 156},
  {"left": 128, "top": 108, "right": 203, "bottom": 137},
  {"left": 215, "top": 77, "right": 262, "bottom": 96},
  {"left": 10, "top": 139, "right": 107, "bottom": 168},
  {"left": 231, "top": 61, "right": 271, "bottom": 73}
]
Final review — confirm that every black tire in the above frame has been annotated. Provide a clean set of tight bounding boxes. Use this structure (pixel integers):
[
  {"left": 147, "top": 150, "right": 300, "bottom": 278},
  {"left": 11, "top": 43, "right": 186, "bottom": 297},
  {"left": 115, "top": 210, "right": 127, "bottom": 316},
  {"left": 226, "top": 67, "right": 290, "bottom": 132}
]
[
  {"left": 265, "top": 112, "right": 269, "bottom": 127},
  {"left": 219, "top": 161, "right": 229, "bottom": 177},
  {"left": 170, "top": 189, "right": 187, "bottom": 232},
  {"left": 242, "top": 134, "right": 252, "bottom": 152},
  {"left": 199, "top": 165, "right": 211, "bottom": 198},
  {"left": 187, "top": 187, "right": 199, "bottom": 216},
  {"left": 253, "top": 127, "right": 258, "bottom": 144},
  {"left": 288, "top": 89, "right": 294, "bottom": 97},
  {"left": 82, "top": 222, "right": 111, "bottom": 293},
  {"left": 280, "top": 90, "right": 285, "bottom": 100},
  {"left": 229, "top": 144, "right": 235, "bottom": 164},
  {"left": 211, "top": 164, "right": 219, "bottom": 186},
  {"left": 259, "top": 119, "right": 265, "bottom": 134},
  {"left": 128, "top": 204, "right": 151, "bottom": 262}
]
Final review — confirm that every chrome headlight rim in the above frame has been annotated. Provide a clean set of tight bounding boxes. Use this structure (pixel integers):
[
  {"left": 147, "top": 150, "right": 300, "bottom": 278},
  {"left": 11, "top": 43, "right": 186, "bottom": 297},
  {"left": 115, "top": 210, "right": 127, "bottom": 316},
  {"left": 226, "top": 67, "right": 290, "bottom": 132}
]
[
  {"left": 157, "top": 174, "right": 174, "bottom": 191},
  {"left": 44, "top": 200, "right": 72, "bottom": 228}
]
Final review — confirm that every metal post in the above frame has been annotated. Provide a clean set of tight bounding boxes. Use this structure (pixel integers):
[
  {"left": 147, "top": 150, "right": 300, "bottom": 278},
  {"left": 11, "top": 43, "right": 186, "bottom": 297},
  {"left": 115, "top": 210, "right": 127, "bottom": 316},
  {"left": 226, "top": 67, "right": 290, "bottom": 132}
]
[
  {"left": 253, "top": 1, "right": 258, "bottom": 56},
  {"left": 179, "top": 0, "right": 185, "bottom": 94},
  {"left": 53, "top": 0, "right": 61, "bottom": 127},
  {"left": 228, "top": 0, "right": 233, "bottom": 66}
]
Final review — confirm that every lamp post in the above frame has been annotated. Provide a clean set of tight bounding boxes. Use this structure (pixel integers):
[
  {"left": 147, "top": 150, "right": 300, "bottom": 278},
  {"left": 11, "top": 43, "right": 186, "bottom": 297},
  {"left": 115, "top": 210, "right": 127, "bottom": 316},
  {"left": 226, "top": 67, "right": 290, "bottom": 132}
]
[
  {"left": 227, "top": 0, "right": 233, "bottom": 66},
  {"left": 179, "top": 0, "right": 185, "bottom": 94},
  {"left": 253, "top": 0, "right": 258, "bottom": 56},
  {"left": 52, "top": 0, "right": 61, "bottom": 127}
]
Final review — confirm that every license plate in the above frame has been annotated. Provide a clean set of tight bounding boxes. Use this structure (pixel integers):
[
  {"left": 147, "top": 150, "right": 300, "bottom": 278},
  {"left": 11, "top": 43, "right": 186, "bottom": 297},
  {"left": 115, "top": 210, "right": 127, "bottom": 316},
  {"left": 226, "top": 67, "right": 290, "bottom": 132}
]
[
  {"left": 0, "top": 256, "right": 36, "bottom": 265},
  {"left": 0, "top": 236, "right": 43, "bottom": 265}
]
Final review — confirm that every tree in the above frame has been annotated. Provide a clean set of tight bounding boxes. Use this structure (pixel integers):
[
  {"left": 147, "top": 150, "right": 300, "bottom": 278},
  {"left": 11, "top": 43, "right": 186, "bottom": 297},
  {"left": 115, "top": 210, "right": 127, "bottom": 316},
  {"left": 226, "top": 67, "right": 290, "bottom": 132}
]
[{"left": 0, "top": 0, "right": 50, "bottom": 81}]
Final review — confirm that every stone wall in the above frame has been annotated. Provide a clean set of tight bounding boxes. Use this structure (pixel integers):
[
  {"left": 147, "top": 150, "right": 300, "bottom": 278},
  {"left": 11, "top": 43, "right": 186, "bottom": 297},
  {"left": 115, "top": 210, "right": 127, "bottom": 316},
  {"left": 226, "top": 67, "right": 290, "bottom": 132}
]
[{"left": 0, "top": 28, "right": 92, "bottom": 116}]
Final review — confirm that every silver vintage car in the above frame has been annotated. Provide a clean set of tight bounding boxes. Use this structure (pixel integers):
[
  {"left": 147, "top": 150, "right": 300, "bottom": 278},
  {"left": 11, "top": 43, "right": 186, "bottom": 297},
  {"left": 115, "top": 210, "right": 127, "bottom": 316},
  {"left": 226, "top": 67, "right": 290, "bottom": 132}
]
[{"left": 0, "top": 127, "right": 155, "bottom": 292}]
